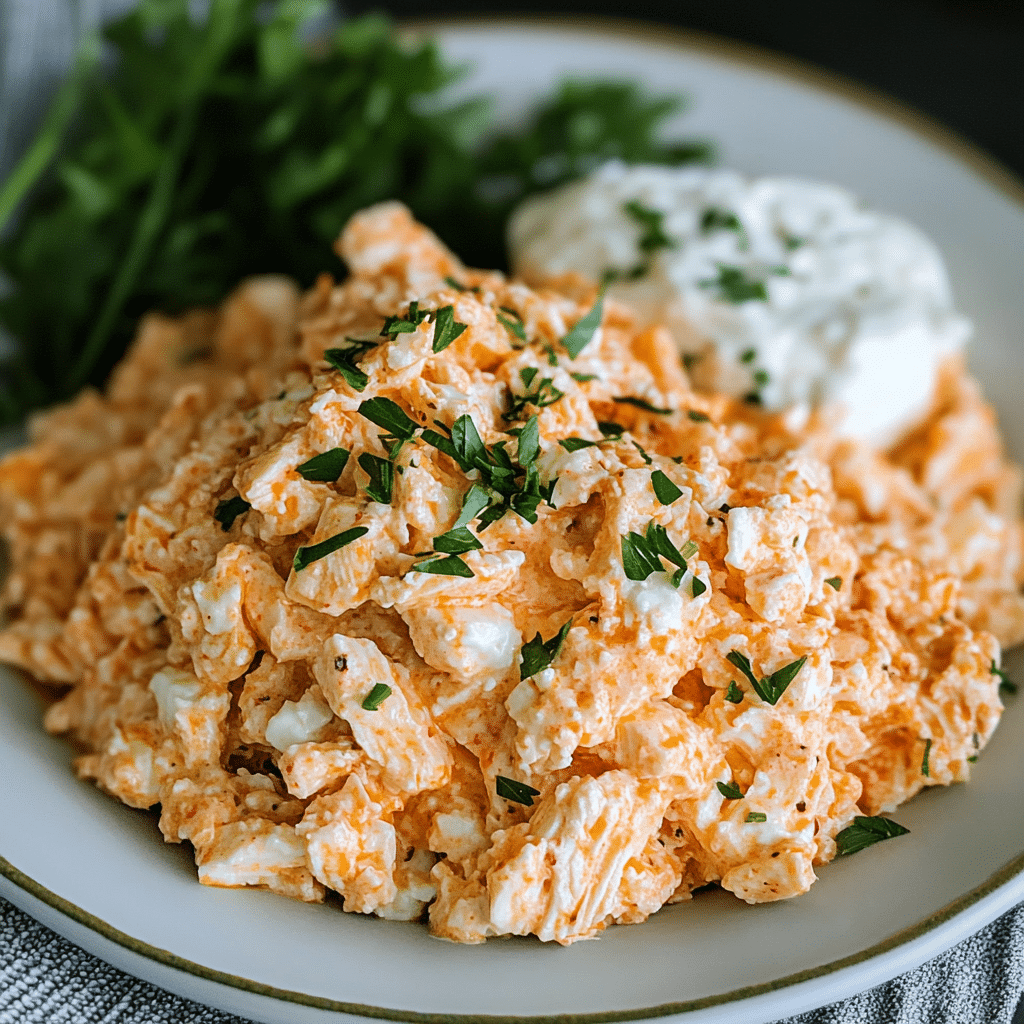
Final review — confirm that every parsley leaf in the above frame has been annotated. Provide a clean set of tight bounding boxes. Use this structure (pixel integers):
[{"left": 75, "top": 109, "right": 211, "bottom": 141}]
[
  {"left": 381, "top": 301, "right": 430, "bottom": 337},
  {"left": 992, "top": 660, "right": 1018, "bottom": 696},
  {"left": 835, "top": 815, "right": 910, "bottom": 856},
  {"left": 360, "top": 683, "right": 392, "bottom": 711},
  {"left": 506, "top": 368, "right": 564, "bottom": 421},
  {"left": 358, "top": 397, "right": 419, "bottom": 444},
  {"left": 571, "top": 372, "right": 599, "bottom": 383},
  {"left": 825, "top": 576, "right": 843, "bottom": 591},
  {"left": 687, "top": 409, "right": 710, "bottom": 423},
  {"left": 726, "top": 650, "right": 806, "bottom": 706},
  {"left": 496, "top": 775, "right": 541, "bottom": 807},
  {"left": 717, "top": 781, "right": 743, "bottom": 800},
  {"left": 745, "top": 812, "right": 767, "bottom": 823},
  {"left": 520, "top": 619, "right": 573, "bottom": 681},
  {"left": 700, "top": 264, "right": 768, "bottom": 304},
  {"left": 411, "top": 554, "right": 475, "bottom": 578},
  {"left": 651, "top": 469, "right": 682, "bottom": 505},
  {"left": 496, "top": 306, "right": 527, "bottom": 344},
  {"left": 691, "top": 576, "right": 707, "bottom": 598},
  {"left": 432, "top": 304, "right": 468, "bottom": 353},
  {"left": 559, "top": 437, "right": 599, "bottom": 452},
  {"left": 613, "top": 396, "right": 672, "bottom": 415},
  {"left": 700, "top": 206, "right": 746, "bottom": 243},
  {"left": 358, "top": 452, "right": 395, "bottom": 504},
  {"left": 921, "top": 737, "right": 932, "bottom": 777},
  {"left": 453, "top": 484, "right": 492, "bottom": 529},
  {"left": 293, "top": 526, "right": 369, "bottom": 572},
  {"left": 560, "top": 290, "right": 605, "bottom": 359},
  {"left": 597, "top": 421, "right": 625, "bottom": 439},
  {"left": 214, "top": 495, "right": 250, "bottom": 532},
  {"left": 621, "top": 519, "right": 692, "bottom": 587},
  {"left": 724, "top": 681, "right": 743, "bottom": 704},
  {"left": 624, "top": 199, "right": 677, "bottom": 254},
  {"left": 431, "top": 525, "right": 482, "bottom": 556},
  {"left": 324, "top": 340, "right": 376, "bottom": 392},
  {"left": 295, "top": 447, "right": 350, "bottom": 482}
]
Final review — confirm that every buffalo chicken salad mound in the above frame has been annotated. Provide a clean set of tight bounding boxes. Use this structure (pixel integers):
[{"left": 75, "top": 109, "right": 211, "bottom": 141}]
[{"left": 0, "top": 203, "right": 1020, "bottom": 944}]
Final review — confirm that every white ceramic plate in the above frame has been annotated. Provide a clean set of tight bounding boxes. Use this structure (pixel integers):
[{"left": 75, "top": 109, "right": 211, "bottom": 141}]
[{"left": 2, "top": 20, "right": 1023, "bottom": 1024}]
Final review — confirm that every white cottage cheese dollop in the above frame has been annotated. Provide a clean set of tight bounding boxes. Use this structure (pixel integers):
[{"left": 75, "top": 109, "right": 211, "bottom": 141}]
[{"left": 509, "top": 162, "right": 970, "bottom": 446}]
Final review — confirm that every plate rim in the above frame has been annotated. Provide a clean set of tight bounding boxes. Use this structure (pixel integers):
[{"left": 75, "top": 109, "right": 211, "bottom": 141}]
[{"left": 3, "top": 15, "right": 1024, "bottom": 1024}]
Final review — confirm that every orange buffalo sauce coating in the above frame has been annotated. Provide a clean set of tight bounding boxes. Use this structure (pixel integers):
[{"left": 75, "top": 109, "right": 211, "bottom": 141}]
[{"left": 0, "top": 203, "right": 1020, "bottom": 944}]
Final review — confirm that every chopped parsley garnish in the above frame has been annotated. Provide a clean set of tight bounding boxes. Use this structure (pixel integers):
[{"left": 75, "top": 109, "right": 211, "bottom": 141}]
[
  {"left": 293, "top": 526, "right": 368, "bottom": 572},
  {"left": 496, "top": 775, "right": 541, "bottom": 807},
  {"left": 745, "top": 812, "right": 767, "bottom": 823},
  {"left": 835, "top": 815, "right": 910, "bottom": 856},
  {"left": 991, "top": 660, "right": 1018, "bottom": 696},
  {"left": 444, "top": 276, "right": 477, "bottom": 293},
  {"left": 921, "top": 737, "right": 932, "bottom": 777},
  {"left": 613, "top": 396, "right": 672, "bottom": 415},
  {"left": 360, "top": 683, "right": 392, "bottom": 711},
  {"left": 724, "top": 681, "right": 743, "bottom": 704},
  {"left": 680, "top": 540, "right": 699, "bottom": 560},
  {"left": 740, "top": 348, "right": 757, "bottom": 364},
  {"left": 496, "top": 307, "right": 527, "bottom": 344},
  {"left": 571, "top": 372, "right": 599, "bottom": 383},
  {"left": 752, "top": 368, "right": 771, "bottom": 388},
  {"left": 324, "top": 339, "right": 377, "bottom": 392},
  {"left": 597, "top": 421, "right": 625, "bottom": 439},
  {"left": 621, "top": 519, "right": 693, "bottom": 588},
  {"left": 825, "top": 576, "right": 843, "bottom": 591},
  {"left": 506, "top": 367, "right": 565, "bottom": 421},
  {"left": 651, "top": 469, "right": 683, "bottom": 505},
  {"left": 431, "top": 525, "right": 483, "bottom": 556},
  {"left": 411, "top": 554, "right": 475, "bottom": 578},
  {"left": 687, "top": 409, "right": 710, "bottom": 423},
  {"left": 432, "top": 305, "right": 468, "bottom": 353},
  {"left": 520, "top": 619, "right": 573, "bottom": 681},
  {"left": 631, "top": 441, "right": 652, "bottom": 465},
  {"left": 717, "top": 781, "right": 743, "bottom": 800},
  {"left": 358, "top": 453, "right": 395, "bottom": 504},
  {"left": 358, "top": 396, "right": 420, "bottom": 461},
  {"left": 726, "top": 650, "right": 807, "bottom": 706},
  {"left": 381, "top": 301, "right": 430, "bottom": 337},
  {"left": 700, "top": 264, "right": 768, "bottom": 304},
  {"left": 295, "top": 448, "right": 350, "bottom": 482},
  {"left": 700, "top": 206, "right": 747, "bottom": 247},
  {"left": 690, "top": 576, "right": 707, "bottom": 598},
  {"left": 560, "top": 290, "right": 605, "bottom": 359},
  {"left": 214, "top": 496, "right": 250, "bottom": 532},
  {"left": 624, "top": 199, "right": 677, "bottom": 254},
  {"left": 782, "top": 232, "right": 805, "bottom": 251},
  {"left": 559, "top": 437, "right": 599, "bottom": 452},
  {"left": 421, "top": 412, "right": 553, "bottom": 529}
]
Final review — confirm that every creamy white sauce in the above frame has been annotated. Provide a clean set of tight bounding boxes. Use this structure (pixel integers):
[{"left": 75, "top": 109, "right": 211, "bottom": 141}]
[{"left": 510, "top": 162, "right": 970, "bottom": 446}]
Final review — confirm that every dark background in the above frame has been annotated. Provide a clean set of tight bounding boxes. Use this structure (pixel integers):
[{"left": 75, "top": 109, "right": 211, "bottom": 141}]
[{"left": 346, "top": 0, "right": 1024, "bottom": 181}]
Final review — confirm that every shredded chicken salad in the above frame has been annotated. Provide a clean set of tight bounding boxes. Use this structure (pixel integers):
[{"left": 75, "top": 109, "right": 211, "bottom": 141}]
[{"left": 0, "top": 200, "right": 1021, "bottom": 944}]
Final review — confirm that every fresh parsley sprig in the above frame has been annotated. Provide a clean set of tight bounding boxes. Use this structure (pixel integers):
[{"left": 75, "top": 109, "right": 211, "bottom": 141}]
[{"left": 506, "top": 367, "right": 565, "bottom": 421}]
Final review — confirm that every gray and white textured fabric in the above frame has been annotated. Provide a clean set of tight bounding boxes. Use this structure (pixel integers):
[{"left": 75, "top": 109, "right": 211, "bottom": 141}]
[{"left": 0, "top": 2, "right": 1023, "bottom": 1022}]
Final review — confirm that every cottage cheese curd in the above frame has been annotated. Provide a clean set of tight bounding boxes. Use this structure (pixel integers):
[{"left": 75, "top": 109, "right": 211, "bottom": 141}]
[{"left": 510, "top": 163, "right": 971, "bottom": 446}]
